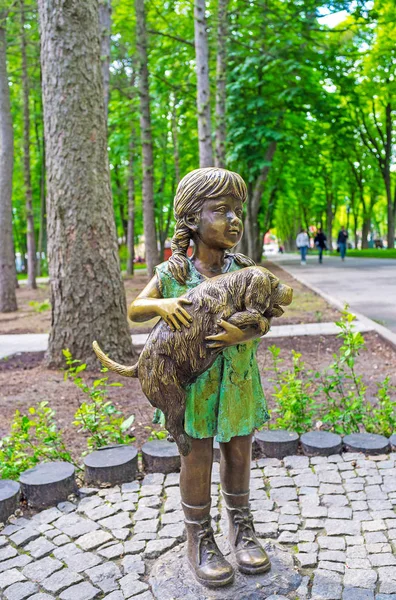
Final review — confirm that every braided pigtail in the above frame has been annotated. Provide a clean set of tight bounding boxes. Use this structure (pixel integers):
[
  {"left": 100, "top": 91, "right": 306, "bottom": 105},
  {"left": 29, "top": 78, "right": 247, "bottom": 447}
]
[
  {"left": 226, "top": 252, "right": 256, "bottom": 268},
  {"left": 168, "top": 219, "right": 193, "bottom": 284}
]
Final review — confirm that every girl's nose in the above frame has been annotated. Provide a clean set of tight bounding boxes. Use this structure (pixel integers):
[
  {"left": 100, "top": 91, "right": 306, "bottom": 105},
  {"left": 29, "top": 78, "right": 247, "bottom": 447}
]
[{"left": 230, "top": 212, "right": 240, "bottom": 224}]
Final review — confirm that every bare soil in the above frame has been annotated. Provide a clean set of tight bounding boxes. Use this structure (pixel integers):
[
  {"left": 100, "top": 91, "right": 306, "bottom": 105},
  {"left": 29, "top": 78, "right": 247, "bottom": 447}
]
[
  {"left": 0, "top": 262, "right": 340, "bottom": 336},
  {"left": 1, "top": 331, "right": 394, "bottom": 462}
]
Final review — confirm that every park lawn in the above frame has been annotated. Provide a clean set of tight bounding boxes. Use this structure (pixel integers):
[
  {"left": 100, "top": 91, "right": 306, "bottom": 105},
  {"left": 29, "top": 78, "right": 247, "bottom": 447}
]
[
  {"left": 0, "top": 261, "right": 340, "bottom": 335},
  {"left": 330, "top": 249, "right": 396, "bottom": 259},
  {"left": 0, "top": 331, "right": 394, "bottom": 462}
]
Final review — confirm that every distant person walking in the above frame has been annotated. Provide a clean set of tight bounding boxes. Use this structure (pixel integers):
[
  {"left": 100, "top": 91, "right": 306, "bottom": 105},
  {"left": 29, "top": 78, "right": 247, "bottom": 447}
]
[
  {"left": 314, "top": 228, "right": 327, "bottom": 264},
  {"left": 296, "top": 229, "right": 309, "bottom": 265},
  {"left": 337, "top": 227, "right": 348, "bottom": 261}
]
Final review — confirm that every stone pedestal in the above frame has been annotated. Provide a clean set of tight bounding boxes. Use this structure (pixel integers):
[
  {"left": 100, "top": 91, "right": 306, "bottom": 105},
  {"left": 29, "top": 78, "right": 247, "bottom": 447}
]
[
  {"left": 0, "top": 480, "right": 20, "bottom": 523},
  {"left": 142, "top": 439, "right": 181, "bottom": 474},
  {"left": 149, "top": 537, "right": 301, "bottom": 600},
  {"left": 255, "top": 430, "right": 299, "bottom": 459},
  {"left": 20, "top": 462, "right": 77, "bottom": 508},
  {"left": 84, "top": 444, "right": 138, "bottom": 486}
]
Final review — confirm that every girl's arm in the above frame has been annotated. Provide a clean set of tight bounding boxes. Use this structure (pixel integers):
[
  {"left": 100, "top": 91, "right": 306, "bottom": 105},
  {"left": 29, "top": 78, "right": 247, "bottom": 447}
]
[
  {"left": 128, "top": 274, "right": 193, "bottom": 332},
  {"left": 206, "top": 319, "right": 269, "bottom": 349}
]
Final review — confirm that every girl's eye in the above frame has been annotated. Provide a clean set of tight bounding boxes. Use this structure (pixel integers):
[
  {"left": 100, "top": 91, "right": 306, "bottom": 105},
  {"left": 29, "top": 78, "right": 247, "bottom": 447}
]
[{"left": 216, "top": 206, "right": 227, "bottom": 213}]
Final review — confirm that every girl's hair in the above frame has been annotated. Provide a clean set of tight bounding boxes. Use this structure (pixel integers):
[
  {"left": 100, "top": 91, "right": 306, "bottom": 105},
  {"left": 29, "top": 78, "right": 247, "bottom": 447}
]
[{"left": 168, "top": 167, "right": 255, "bottom": 284}]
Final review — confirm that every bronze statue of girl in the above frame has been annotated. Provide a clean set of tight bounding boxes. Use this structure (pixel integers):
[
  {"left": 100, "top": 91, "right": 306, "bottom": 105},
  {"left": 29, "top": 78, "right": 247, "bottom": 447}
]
[{"left": 128, "top": 167, "right": 276, "bottom": 587}]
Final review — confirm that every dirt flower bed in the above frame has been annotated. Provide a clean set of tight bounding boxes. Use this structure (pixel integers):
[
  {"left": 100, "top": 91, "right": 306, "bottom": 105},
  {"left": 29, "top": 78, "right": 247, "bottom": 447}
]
[
  {"left": 0, "top": 262, "right": 340, "bottom": 336},
  {"left": 0, "top": 331, "right": 394, "bottom": 463}
]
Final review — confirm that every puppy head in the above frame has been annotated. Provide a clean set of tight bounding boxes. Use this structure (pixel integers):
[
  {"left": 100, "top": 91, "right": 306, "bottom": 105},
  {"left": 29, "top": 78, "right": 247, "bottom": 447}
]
[{"left": 246, "top": 266, "right": 293, "bottom": 319}]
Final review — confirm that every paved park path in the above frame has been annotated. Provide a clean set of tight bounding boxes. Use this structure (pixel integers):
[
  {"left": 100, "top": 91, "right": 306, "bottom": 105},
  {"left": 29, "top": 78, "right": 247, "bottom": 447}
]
[
  {"left": 1, "top": 452, "right": 396, "bottom": 599},
  {"left": 270, "top": 254, "right": 396, "bottom": 334}
]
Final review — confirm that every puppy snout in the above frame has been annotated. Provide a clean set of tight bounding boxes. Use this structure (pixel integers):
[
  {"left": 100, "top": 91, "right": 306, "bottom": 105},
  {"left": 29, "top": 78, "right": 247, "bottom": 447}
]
[{"left": 273, "top": 283, "right": 293, "bottom": 306}]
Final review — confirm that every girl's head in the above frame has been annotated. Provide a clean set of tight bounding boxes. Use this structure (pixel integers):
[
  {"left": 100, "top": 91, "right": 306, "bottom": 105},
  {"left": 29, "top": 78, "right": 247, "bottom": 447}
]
[{"left": 168, "top": 167, "right": 253, "bottom": 283}]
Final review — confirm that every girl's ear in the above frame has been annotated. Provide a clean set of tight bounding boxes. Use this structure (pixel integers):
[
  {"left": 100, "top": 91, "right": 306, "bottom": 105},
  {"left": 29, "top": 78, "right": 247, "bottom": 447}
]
[{"left": 184, "top": 214, "right": 199, "bottom": 233}]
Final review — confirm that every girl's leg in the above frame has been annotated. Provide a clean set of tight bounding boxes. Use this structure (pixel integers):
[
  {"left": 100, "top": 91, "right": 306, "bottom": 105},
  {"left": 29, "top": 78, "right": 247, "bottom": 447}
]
[
  {"left": 180, "top": 437, "right": 234, "bottom": 587},
  {"left": 219, "top": 434, "right": 271, "bottom": 575}
]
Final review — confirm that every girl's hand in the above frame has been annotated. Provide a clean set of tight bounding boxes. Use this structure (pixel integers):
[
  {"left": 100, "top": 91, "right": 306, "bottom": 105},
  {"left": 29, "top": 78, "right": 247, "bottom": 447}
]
[
  {"left": 157, "top": 298, "right": 193, "bottom": 332},
  {"left": 206, "top": 319, "right": 248, "bottom": 349}
]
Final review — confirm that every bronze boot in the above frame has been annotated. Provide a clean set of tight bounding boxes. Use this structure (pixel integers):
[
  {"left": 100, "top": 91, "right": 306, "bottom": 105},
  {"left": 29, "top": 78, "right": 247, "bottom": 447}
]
[
  {"left": 223, "top": 492, "right": 271, "bottom": 575},
  {"left": 183, "top": 502, "right": 234, "bottom": 588}
]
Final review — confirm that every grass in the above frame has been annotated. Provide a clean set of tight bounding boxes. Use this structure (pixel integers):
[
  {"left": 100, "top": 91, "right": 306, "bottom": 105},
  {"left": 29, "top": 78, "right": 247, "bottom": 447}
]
[{"left": 330, "top": 249, "right": 396, "bottom": 259}]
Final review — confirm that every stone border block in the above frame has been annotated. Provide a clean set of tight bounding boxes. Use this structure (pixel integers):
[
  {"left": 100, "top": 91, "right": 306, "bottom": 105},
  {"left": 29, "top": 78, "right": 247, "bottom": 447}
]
[
  {"left": 20, "top": 462, "right": 77, "bottom": 508},
  {"left": 343, "top": 433, "right": 390, "bottom": 455},
  {"left": 0, "top": 480, "right": 20, "bottom": 523},
  {"left": 84, "top": 444, "right": 138, "bottom": 486},
  {"left": 255, "top": 429, "right": 299, "bottom": 459},
  {"left": 142, "top": 440, "right": 181, "bottom": 474},
  {"left": 300, "top": 431, "right": 342, "bottom": 457}
]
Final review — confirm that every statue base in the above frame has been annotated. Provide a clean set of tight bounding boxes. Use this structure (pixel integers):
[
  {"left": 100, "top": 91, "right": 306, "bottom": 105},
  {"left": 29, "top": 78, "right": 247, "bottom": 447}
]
[{"left": 149, "top": 536, "right": 302, "bottom": 600}]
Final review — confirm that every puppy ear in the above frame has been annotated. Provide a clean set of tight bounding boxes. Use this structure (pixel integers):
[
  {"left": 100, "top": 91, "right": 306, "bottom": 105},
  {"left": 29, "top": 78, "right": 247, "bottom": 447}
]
[{"left": 245, "top": 270, "right": 271, "bottom": 312}]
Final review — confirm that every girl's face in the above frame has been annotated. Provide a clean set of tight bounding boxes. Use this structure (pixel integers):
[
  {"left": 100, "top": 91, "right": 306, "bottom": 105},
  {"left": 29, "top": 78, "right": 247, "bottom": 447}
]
[{"left": 194, "top": 194, "right": 243, "bottom": 250}]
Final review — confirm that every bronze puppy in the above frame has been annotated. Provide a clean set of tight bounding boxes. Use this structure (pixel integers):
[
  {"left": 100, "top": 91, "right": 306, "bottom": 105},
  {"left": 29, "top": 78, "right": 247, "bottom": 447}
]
[{"left": 93, "top": 266, "right": 292, "bottom": 456}]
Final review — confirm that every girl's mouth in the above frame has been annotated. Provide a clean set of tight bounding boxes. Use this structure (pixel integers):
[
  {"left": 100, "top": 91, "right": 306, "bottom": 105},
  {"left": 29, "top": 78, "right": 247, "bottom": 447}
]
[{"left": 228, "top": 229, "right": 240, "bottom": 235}]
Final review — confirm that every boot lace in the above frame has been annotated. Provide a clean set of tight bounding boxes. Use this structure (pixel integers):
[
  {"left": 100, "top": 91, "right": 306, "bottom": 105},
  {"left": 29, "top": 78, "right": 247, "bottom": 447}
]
[
  {"left": 197, "top": 520, "right": 220, "bottom": 564},
  {"left": 233, "top": 508, "right": 258, "bottom": 548}
]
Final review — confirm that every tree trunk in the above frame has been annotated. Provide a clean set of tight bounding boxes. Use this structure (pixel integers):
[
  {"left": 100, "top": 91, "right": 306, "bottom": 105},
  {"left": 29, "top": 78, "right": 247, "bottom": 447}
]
[
  {"left": 135, "top": 0, "right": 159, "bottom": 275},
  {"left": 126, "top": 133, "right": 135, "bottom": 276},
  {"left": 361, "top": 216, "right": 370, "bottom": 249},
  {"left": 99, "top": 0, "right": 111, "bottom": 120},
  {"left": 214, "top": 0, "right": 228, "bottom": 168},
  {"left": 37, "top": 137, "right": 46, "bottom": 276},
  {"left": 0, "top": 11, "right": 17, "bottom": 312},
  {"left": 171, "top": 96, "right": 180, "bottom": 185},
  {"left": 384, "top": 102, "right": 394, "bottom": 248},
  {"left": 244, "top": 141, "right": 277, "bottom": 263},
  {"left": 20, "top": 0, "right": 37, "bottom": 289},
  {"left": 38, "top": 0, "right": 134, "bottom": 367},
  {"left": 326, "top": 194, "right": 333, "bottom": 251},
  {"left": 33, "top": 95, "right": 46, "bottom": 277},
  {"left": 194, "top": 0, "right": 213, "bottom": 167}
]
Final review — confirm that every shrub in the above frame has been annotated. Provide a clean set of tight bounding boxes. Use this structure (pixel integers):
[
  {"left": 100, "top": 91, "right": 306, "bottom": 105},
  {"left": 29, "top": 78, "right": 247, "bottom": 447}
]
[
  {"left": 0, "top": 401, "right": 73, "bottom": 480},
  {"left": 63, "top": 349, "right": 135, "bottom": 452}
]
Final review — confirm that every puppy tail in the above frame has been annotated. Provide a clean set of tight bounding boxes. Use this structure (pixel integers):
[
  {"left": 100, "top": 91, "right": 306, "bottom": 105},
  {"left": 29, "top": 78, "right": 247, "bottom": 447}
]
[{"left": 92, "top": 341, "right": 139, "bottom": 378}]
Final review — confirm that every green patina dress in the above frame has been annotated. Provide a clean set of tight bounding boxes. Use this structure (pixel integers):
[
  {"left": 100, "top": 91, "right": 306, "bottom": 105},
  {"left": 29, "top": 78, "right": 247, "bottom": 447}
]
[{"left": 153, "top": 256, "right": 269, "bottom": 442}]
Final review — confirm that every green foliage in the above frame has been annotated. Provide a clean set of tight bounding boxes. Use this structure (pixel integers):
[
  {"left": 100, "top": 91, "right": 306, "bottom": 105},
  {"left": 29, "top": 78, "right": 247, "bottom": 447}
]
[
  {"left": 267, "top": 309, "right": 394, "bottom": 435},
  {"left": 145, "top": 426, "right": 168, "bottom": 442},
  {"left": 318, "top": 310, "right": 367, "bottom": 433},
  {"left": 0, "top": 402, "right": 73, "bottom": 480},
  {"left": 268, "top": 346, "right": 318, "bottom": 434},
  {"left": 364, "top": 377, "right": 396, "bottom": 438},
  {"left": 29, "top": 299, "right": 51, "bottom": 313},
  {"left": 5, "top": 0, "right": 394, "bottom": 267},
  {"left": 63, "top": 349, "right": 135, "bottom": 452},
  {"left": 330, "top": 249, "right": 396, "bottom": 259}
]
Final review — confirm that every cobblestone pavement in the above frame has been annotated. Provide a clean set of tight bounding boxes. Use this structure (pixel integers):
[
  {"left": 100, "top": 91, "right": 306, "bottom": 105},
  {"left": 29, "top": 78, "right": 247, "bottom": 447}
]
[{"left": 1, "top": 452, "right": 396, "bottom": 599}]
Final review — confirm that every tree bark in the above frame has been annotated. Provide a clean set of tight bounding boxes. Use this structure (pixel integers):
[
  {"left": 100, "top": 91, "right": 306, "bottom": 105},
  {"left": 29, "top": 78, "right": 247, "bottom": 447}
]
[
  {"left": 33, "top": 92, "right": 46, "bottom": 277},
  {"left": 126, "top": 133, "right": 135, "bottom": 276},
  {"left": 99, "top": 0, "right": 111, "bottom": 120},
  {"left": 244, "top": 141, "right": 277, "bottom": 262},
  {"left": 194, "top": 0, "right": 213, "bottom": 167},
  {"left": 20, "top": 0, "right": 37, "bottom": 289},
  {"left": 38, "top": 0, "right": 134, "bottom": 367},
  {"left": 214, "top": 0, "right": 228, "bottom": 168},
  {"left": 135, "top": 0, "right": 159, "bottom": 275},
  {"left": 171, "top": 96, "right": 180, "bottom": 184},
  {"left": 0, "top": 11, "right": 17, "bottom": 312}
]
